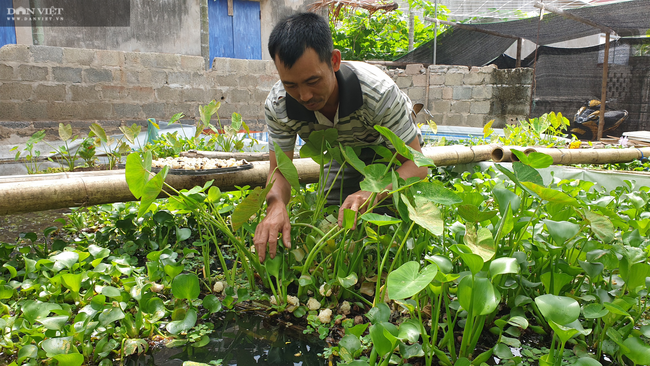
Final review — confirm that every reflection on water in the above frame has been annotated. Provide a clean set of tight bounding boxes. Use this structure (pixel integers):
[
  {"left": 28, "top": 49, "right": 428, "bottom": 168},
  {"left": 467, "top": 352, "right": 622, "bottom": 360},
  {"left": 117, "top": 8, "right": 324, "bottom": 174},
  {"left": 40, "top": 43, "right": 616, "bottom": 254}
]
[{"left": 126, "top": 312, "right": 328, "bottom": 366}]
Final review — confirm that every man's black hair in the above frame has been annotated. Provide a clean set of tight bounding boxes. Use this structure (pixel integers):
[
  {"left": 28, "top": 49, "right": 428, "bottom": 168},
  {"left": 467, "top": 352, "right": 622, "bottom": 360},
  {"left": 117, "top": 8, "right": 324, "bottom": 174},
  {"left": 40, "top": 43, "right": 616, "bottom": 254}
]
[{"left": 268, "top": 12, "right": 333, "bottom": 69}]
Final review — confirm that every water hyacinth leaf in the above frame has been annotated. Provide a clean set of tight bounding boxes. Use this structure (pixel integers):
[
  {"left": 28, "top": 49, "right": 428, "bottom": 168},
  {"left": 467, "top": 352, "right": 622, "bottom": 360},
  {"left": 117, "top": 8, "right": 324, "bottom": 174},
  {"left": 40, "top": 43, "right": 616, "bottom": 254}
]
[
  {"left": 454, "top": 358, "right": 471, "bottom": 366},
  {"left": 52, "top": 353, "right": 84, "bottom": 366},
  {"left": 490, "top": 257, "right": 519, "bottom": 279},
  {"left": 548, "top": 320, "right": 581, "bottom": 343},
  {"left": 584, "top": 210, "right": 614, "bottom": 243},
  {"left": 535, "top": 294, "right": 580, "bottom": 325},
  {"left": 366, "top": 303, "right": 391, "bottom": 324},
  {"left": 410, "top": 181, "right": 462, "bottom": 206},
  {"left": 125, "top": 151, "right": 153, "bottom": 199},
  {"left": 458, "top": 276, "right": 498, "bottom": 316},
  {"left": 339, "top": 334, "right": 362, "bottom": 359},
  {"left": 42, "top": 336, "right": 76, "bottom": 357},
  {"left": 123, "top": 339, "right": 148, "bottom": 356},
  {"left": 574, "top": 357, "right": 602, "bottom": 366},
  {"left": 513, "top": 162, "right": 544, "bottom": 185},
  {"left": 99, "top": 307, "right": 125, "bottom": 326},
  {"left": 387, "top": 261, "right": 437, "bottom": 300},
  {"left": 139, "top": 166, "right": 169, "bottom": 217},
  {"left": 508, "top": 316, "right": 529, "bottom": 329},
  {"left": 52, "top": 251, "right": 79, "bottom": 271},
  {"left": 17, "top": 345, "right": 38, "bottom": 364},
  {"left": 626, "top": 262, "right": 650, "bottom": 295},
  {"left": 640, "top": 325, "right": 650, "bottom": 338},
  {"left": 579, "top": 261, "right": 604, "bottom": 279},
  {"left": 0, "top": 285, "right": 12, "bottom": 299},
  {"left": 100, "top": 286, "right": 122, "bottom": 298},
  {"left": 494, "top": 343, "right": 514, "bottom": 359},
  {"left": 521, "top": 181, "right": 578, "bottom": 206},
  {"left": 3, "top": 263, "right": 17, "bottom": 279},
  {"left": 298, "top": 275, "right": 312, "bottom": 286},
  {"left": 374, "top": 125, "right": 411, "bottom": 158},
  {"left": 459, "top": 252, "right": 484, "bottom": 276},
  {"left": 464, "top": 224, "right": 496, "bottom": 262},
  {"left": 274, "top": 142, "right": 299, "bottom": 191},
  {"left": 347, "top": 323, "right": 370, "bottom": 338},
  {"left": 458, "top": 204, "right": 497, "bottom": 223},
  {"left": 426, "top": 255, "right": 453, "bottom": 274},
  {"left": 171, "top": 273, "right": 200, "bottom": 301},
  {"left": 265, "top": 253, "right": 283, "bottom": 278},
  {"left": 493, "top": 187, "right": 521, "bottom": 215},
  {"left": 583, "top": 303, "right": 608, "bottom": 319},
  {"left": 167, "top": 308, "right": 198, "bottom": 335},
  {"left": 88, "top": 244, "right": 110, "bottom": 259},
  {"left": 338, "top": 272, "right": 358, "bottom": 289},
  {"left": 360, "top": 164, "right": 391, "bottom": 193},
  {"left": 231, "top": 182, "right": 273, "bottom": 231},
  {"left": 176, "top": 228, "right": 191, "bottom": 242},
  {"left": 360, "top": 212, "right": 401, "bottom": 226},
  {"left": 369, "top": 322, "right": 398, "bottom": 357},
  {"left": 543, "top": 220, "right": 581, "bottom": 247},
  {"left": 403, "top": 194, "right": 443, "bottom": 235},
  {"left": 540, "top": 271, "right": 574, "bottom": 296},
  {"left": 603, "top": 302, "right": 631, "bottom": 318},
  {"left": 397, "top": 319, "right": 421, "bottom": 343},
  {"left": 39, "top": 316, "right": 69, "bottom": 330},
  {"left": 22, "top": 301, "right": 62, "bottom": 324}
]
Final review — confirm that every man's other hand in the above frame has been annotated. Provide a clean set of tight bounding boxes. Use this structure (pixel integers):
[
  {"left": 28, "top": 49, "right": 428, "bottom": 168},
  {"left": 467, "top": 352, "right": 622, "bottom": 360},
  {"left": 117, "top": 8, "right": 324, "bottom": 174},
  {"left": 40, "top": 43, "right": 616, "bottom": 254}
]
[
  {"left": 253, "top": 201, "right": 291, "bottom": 262},
  {"left": 338, "top": 190, "right": 374, "bottom": 230}
]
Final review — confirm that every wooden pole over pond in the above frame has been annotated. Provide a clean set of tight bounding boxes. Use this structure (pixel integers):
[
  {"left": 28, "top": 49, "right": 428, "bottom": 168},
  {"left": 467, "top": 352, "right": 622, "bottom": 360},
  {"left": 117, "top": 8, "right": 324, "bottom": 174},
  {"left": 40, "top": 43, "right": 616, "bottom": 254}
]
[{"left": 0, "top": 145, "right": 498, "bottom": 215}]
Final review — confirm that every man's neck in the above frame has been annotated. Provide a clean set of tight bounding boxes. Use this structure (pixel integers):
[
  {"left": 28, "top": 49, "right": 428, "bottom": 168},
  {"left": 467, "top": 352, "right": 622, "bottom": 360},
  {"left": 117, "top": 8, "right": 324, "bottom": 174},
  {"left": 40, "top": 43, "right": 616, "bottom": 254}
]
[{"left": 319, "top": 81, "right": 339, "bottom": 122}]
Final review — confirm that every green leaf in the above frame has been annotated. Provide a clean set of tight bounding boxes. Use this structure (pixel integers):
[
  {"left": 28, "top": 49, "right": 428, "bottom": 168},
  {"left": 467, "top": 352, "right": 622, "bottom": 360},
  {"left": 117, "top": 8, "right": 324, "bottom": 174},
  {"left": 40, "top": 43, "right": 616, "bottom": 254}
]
[
  {"left": 543, "top": 219, "right": 581, "bottom": 247},
  {"left": 396, "top": 319, "right": 421, "bottom": 343},
  {"left": 369, "top": 322, "right": 398, "bottom": 357},
  {"left": 61, "top": 273, "right": 84, "bottom": 293},
  {"left": 39, "top": 316, "right": 69, "bottom": 330},
  {"left": 58, "top": 123, "right": 73, "bottom": 141},
  {"left": 101, "top": 286, "right": 122, "bottom": 298},
  {"left": 164, "top": 263, "right": 184, "bottom": 279},
  {"left": 527, "top": 152, "right": 554, "bottom": 169},
  {"left": 410, "top": 181, "right": 462, "bottom": 206},
  {"left": 540, "top": 271, "right": 574, "bottom": 296},
  {"left": 459, "top": 252, "right": 484, "bottom": 276},
  {"left": 374, "top": 125, "right": 410, "bottom": 158},
  {"left": 513, "top": 162, "right": 544, "bottom": 185},
  {"left": 387, "top": 262, "right": 437, "bottom": 300},
  {"left": 403, "top": 194, "right": 443, "bottom": 235},
  {"left": 535, "top": 294, "right": 580, "bottom": 325},
  {"left": 167, "top": 308, "right": 197, "bottom": 335},
  {"left": 627, "top": 263, "right": 650, "bottom": 295},
  {"left": 265, "top": 254, "right": 283, "bottom": 278},
  {"left": 22, "top": 301, "right": 62, "bottom": 324},
  {"left": 202, "top": 295, "right": 222, "bottom": 313},
  {"left": 299, "top": 128, "right": 339, "bottom": 164},
  {"left": 172, "top": 274, "right": 200, "bottom": 300},
  {"left": 584, "top": 210, "right": 614, "bottom": 243},
  {"left": 578, "top": 261, "right": 604, "bottom": 279},
  {"left": 342, "top": 145, "right": 367, "bottom": 174},
  {"left": 340, "top": 334, "right": 362, "bottom": 360},
  {"left": 51, "top": 251, "right": 79, "bottom": 271},
  {"left": 521, "top": 182, "right": 578, "bottom": 205},
  {"left": 139, "top": 166, "right": 168, "bottom": 217},
  {"left": 583, "top": 303, "right": 608, "bottom": 319},
  {"left": 176, "top": 228, "right": 191, "bottom": 242},
  {"left": 52, "top": 353, "right": 84, "bottom": 366},
  {"left": 88, "top": 244, "right": 110, "bottom": 259},
  {"left": 0, "top": 285, "right": 14, "bottom": 299},
  {"left": 42, "top": 336, "right": 76, "bottom": 357},
  {"left": 406, "top": 146, "right": 436, "bottom": 167},
  {"left": 274, "top": 142, "right": 299, "bottom": 191},
  {"left": 342, "top": 208, "right": 356, "bottom": 230},
  {"left": 464, "top": 224, "right": 496, "bottom": 262},
  {"left": 125, "top": 151, "right": 153, "bottom": 199},
  {"left": 359, "top": 164, "right": 391, "bottom": 193},
  {"left": 573, "top": 357, "right": 602, "bottom": 366},
  {"left": 98, "top": 307, "right": 125, "bottom": 326},
  {"left": 493, "top": 187, "right": 520, "bottom": 216},
  {"left": 338, "top": 272, "right": 359, "bottom": 289},
  {"left": 17, "top": 345, "right": 38, "bottom": 364},
  {"left": 489, "top": 257, "right": 519, "bottom": 279},
  {"left": 458, "top": 276, "right": 498, "bottom": 317},
  {"left": 458, "top": 204, "right": 497, "bottom": 223},
  {"left": 359, "top": 213, "right": 401, "bottom": 226},
  {"left": 366, "top": 303, "right": 391, "bottom": 324},
  {"left": 123, "top": 339, "right": 148, "bottom": 356},
  {"left": 89, "top": 123, "right": 108, "bottom": 143},
  {"left": 231, "top": 183, "right": 273, "bottom": 231},
  {"left": 207, "top": 186, "right": 222, "bottom": 203}
]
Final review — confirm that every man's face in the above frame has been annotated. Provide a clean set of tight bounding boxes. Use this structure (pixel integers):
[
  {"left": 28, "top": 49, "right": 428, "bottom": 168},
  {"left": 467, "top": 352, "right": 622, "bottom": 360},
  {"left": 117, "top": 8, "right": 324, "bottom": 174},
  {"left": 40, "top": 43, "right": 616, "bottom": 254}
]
[{"left": 274, "top": 48, "right": 341, "bottom": 112}]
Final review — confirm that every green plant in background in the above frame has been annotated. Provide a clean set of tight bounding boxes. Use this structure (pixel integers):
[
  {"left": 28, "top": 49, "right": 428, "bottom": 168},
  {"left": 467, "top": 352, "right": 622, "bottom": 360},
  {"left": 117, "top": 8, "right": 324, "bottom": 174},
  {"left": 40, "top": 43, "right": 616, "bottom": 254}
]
[
  {"left": 89, "top": 122, "right": 139, "bottom": 169},
  {"left": 482, "top": 112, "right": 574, "bottom": 147},
  {"left": 78, "top": 137, "right": 97, "bottom": 167},
  {"left": 11, "top": 129, "right": 46, "bottom": 174},
  {"left": 44, "top": 123, "right": 81, "bottom": 172}
]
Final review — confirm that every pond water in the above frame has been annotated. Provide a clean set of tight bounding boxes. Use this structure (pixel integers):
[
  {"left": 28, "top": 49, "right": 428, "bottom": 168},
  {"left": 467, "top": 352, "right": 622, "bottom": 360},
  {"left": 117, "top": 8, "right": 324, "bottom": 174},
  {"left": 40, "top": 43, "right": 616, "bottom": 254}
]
[{"left": 126, "top": 312, "right": 328, "bottom": 366}]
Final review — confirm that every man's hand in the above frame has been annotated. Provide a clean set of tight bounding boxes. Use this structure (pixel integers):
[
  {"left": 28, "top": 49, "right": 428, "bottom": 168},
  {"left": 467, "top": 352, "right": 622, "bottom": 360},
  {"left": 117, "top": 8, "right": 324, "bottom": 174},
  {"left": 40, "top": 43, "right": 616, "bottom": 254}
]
[
  {"left": 254, "top": 201, "right": 291, "bottom": 262},
  {"left": 338, "top": 190, "right": 381, "bottom": 229}
]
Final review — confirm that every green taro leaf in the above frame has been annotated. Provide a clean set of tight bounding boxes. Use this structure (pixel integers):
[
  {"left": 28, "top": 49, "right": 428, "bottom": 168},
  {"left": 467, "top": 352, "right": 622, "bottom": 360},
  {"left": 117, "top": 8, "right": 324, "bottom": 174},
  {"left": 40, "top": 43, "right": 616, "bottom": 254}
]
[
  {"left": 359, "top": 164, "right": 392, "bottom": 193},
  {"left": 387, "top": 262, "right": 438, "bottom": 300},
  {"left": 527, "top": 152, "right": 554, "bottom": 169},
  {"left": 342, "top": 208, "right": 356, "bottom": 230},
  {"left": 58, "top": 123, "right": 73, "bottom": 141},
  {"left": 167, "top": 308, "right": 197, "bottom": 335},
  {"left": 407, "top": 146, "right": 436, "bottom": 167},
  {"left": 543, "top": 219, "right": 581, "bottom": 247},
  {"left": 584, "top": 210, "right": 614, "bottom": 243},
  {"left": 403, "top": 194, "right": 443, "bottom": 235},
  {"left": 360, "top": 213, "right": 401, "bottom": 226},
  {"left": 458, "top": 204, "right": 497, "bottom": 223},
  {"left": 535, "top": 294, "right": 580, "bottom": 325},
  {"left": 513, "top": 161, "right": 544, "bottom": 185},
  {"left": 89, "top": 122, "right": 108, "bottom": 143},
  {"left": 369, "top": 322, "right": 399, "bottom": 357},
  {"left": 139, "top": 165, "right": 169, "bottom": 217},
  {"left": 521, "top": 182, "right": 578, "bottom": 206},
  {"left": 299, "top": 128, "right": 339, "bottom": 164},
  {"left": 42, "top": 336, "right": 76, "bottom": 357},
  {"left": 464, "top": 223, "right": 496, "bottom": 262},
  {"left": 410, "top": 181, "right": 462, "bottom": 206},
  {"left": 342, "top": 145, "right": 367, "bottom": 174},
  {"left": 172, "top": 273, "right": 200, "bottom": 300},
  {"left": 231, "top": 182, "right": 274, "bottom": 231},
  {"left": 493, "top": 186, "right": 521, "bottom": 215},
  {"left": 274, "top": 142, "right": 299, "bottom": 191},
  {"left": 375, "top": 125, "right": 411, "bottom": 158},
  {"left": 125, "top": 151, "right": 153, "bottom": 199}
]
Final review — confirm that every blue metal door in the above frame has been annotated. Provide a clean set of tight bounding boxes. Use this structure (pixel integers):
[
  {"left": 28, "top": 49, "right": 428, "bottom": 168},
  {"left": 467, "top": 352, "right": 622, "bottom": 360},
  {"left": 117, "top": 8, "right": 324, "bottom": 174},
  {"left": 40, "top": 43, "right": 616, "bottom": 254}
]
[
  {"left": 0, "top": 0, "right": 17, "bottom": 49},
  {"left": 208, "top": 0, "right": 261, "bottom": 63}
]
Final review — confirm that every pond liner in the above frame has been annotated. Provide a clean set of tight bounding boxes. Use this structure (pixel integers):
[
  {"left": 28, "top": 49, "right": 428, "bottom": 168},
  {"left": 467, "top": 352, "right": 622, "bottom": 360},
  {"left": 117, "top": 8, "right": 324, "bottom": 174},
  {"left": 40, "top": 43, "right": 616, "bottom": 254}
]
[{"left": 0, "top": 145, "right": 498, "bottom": 215}]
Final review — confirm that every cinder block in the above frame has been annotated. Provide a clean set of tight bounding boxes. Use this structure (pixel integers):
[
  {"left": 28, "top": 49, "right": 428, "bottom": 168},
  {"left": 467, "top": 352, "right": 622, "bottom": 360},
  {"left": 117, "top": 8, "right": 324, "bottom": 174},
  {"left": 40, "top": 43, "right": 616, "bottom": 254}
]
[
  {"left": 428, "top": 86, "right": 443, "bottom": 100},
  {"left": 84, "top": 68, "right": 113, "bottom": 83},
  {"left": 182, "top": 88, "right": 208, "bottom": 102},
  {"left": 0, "top": 102, "right": 20, "bottom": 120},
  {"left": 442, "top": 87, "right": 453, "bottom": 100},
  {"left": 32, "top": 46, "right": 63, "bottom": 63},
  {"left": 253, "top": 89, "right": 269, "bottom": 103},
  {"left": 124, "top": 52, "right": 141, "bottom": 68},
  {"left": 34, "top": 84, "right": 66, "bottom": 101},
  {"left": 0, "top": 64, "right": 14, "bottom": 80},
  {"left": 452, "top": 86, "right": 472, "bottom": 100},
  {"left": 466, "top": 114, "right": 486, "bottom": 127},
  {"left": 191, "top": 72, "right": 208, "bottom": 87},
  {"left": 239, "top": 74, "right": 261, "bottom": 88},
  {"left": 100, "top": 85, "right": 128, "bottom": 100},
  {"left": 82, "top": 103, "right": 114, "bottom": 119},
  {"left": 113, "top": 103, "right": 143, "bottom": 119},
  {"left": 0, "top": 83, "right": 32, "bottom": 100},
  {"left": 53, "top": 67, "right": 82, "bottom": 83},
  {"left": 164, "top": 103, "right": 196, "bottom": 118},
  {"left": 449, "top": 66, "right": 469, "bottom": 74},
  {"left": 445, "top": 113, "right": 464, "bottom": 126},
  {"left": 230, "top": 89, "right": 251, "bottom": 102},
  {"left": 213, "top": 75, "right": 238, "bottom": 87},
  {"left": 63, "top": 48, "right": 95, "bottom": 65},
  {"left": 428, "top": 65, "right": 449, "bottom": 73},
  {"left": 181, "top": 55, "right": 205, "bottom": 71},
  {"left": 47, "top": 102, "right": 83, "bottom": 120},
  {"left": 470, "top": 101, "right": 491, "bottom": 114},
  {"left": 211, "top": 57, "right": 230, "bottom": 74},
  {"left": 142, "top": 103, "right": 166, "bottom": 118},
  {"left": 167, "top": 71, "right": 191, "bottom": 85},
  {"left": 463, "top": 72, "right": 485, "bottom": 85},
  {"left": 408, "top": 88, "right": 425, "bottom": 102},
  {"left": 94, "top": 50, "right": 123, "bottom": 67},
  {"left": 128, "top": 87, "right": 155, "bottom": 103},
  {"left": 396, "top": 76, "right": 412, "bottom": 89},
  {"left": 227, "top": 59, "right": 249, "bottom": 75},
  {"left": 431, "top": 100, "right": 450, "bottom": 113},
  {"left": 444, "top": 73, "right": 463, "bottom": 86},
  {"left": 472, "top": 85, "right": 493, "bottom": 100},
  {"left": 405, "top": 64, "right": 424, "bottom": 75},
  {"left": 138, "top": 70, "right": 168, "bottom": 88},
  {"left": 155, "top": 85, "right": 182, "bottom": 101},
  {"left": 412, "top": 74, "right": 427, "bottom": 87},
  {"left": 257, "top": 74, "right": 279, "bottom": 89},
  {"left": 18, "top": 65, "right": 49, "bottom": 81},
  {"left": 451, "top": 101, "right": 470, "bottom": 113},
  {"left": 248, "top": 60, "right": 268, "bottom": 74},
  {"left": 140, "top": 52, "right": 180, "bottom": 69},
  {"left": 0, "top": 44, "right": 30, "bottom": 63},
  {"left": 70, "top": 85, "right": 100, "bottom": 101},
  {"left": 19, "top": 102, "right": 48, "bottom": 120}
]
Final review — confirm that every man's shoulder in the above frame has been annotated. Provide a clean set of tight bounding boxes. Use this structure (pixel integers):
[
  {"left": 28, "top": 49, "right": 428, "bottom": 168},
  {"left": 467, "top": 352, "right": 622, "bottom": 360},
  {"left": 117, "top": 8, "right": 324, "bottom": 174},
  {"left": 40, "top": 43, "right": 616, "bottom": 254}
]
[
  {"left": 343, "top": 61, "right": 397, "bottom": 96},
  {"left": 265, "top": 80, "right": 288, "bottom": 111}
]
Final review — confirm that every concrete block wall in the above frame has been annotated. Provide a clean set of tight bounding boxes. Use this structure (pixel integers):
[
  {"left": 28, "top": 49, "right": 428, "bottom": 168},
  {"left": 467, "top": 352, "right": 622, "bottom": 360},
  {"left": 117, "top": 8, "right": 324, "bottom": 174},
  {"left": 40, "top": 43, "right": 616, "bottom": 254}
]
[
  {"left": 0, "top": 44, "right": 532, "bottom": 144},
  {"left": 385, "top": 64, "right": 533, "bottom": 128}
]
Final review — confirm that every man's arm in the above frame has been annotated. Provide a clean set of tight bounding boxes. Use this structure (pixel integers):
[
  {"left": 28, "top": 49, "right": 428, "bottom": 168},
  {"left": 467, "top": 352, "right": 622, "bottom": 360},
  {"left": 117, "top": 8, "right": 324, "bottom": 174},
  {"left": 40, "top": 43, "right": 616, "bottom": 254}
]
[
  {"left": 337, "top": 138, "right": 427, "bottom": 227},
  {"left": 253, "top": 150, "right": 294, "bottom": 262}
]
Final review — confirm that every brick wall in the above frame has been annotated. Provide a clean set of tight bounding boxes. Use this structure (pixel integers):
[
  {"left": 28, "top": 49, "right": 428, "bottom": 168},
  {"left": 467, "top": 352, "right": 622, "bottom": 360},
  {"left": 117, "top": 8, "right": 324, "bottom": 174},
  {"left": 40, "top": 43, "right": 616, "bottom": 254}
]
[{"left": 0, "top": 44, "right": 532, "bottom": 143}]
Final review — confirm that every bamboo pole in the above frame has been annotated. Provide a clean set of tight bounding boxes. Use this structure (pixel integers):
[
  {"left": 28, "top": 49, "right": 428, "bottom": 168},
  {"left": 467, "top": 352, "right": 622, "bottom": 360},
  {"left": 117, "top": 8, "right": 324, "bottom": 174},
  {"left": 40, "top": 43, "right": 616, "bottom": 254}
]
[
  {"left": 491, "top": 146, "right": 527, "bottom": 162},
  {"left": 523, "top": 147, "right": 650, "bottom": 165},
  {"left": 0, "top": 145, "right": 499, "bottom": 215}
]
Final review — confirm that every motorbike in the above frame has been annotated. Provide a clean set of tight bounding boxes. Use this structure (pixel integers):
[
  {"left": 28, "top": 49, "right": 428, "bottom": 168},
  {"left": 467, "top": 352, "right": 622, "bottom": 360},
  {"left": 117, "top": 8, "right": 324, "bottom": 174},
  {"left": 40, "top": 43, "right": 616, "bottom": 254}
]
[{"left": 569, "top": 99, "right": 628, "bottom": 140}]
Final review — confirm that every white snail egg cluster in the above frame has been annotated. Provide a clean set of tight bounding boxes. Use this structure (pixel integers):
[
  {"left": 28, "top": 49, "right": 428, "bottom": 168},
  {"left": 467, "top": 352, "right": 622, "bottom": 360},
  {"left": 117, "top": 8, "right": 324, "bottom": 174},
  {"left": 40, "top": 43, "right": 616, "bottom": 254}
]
[{"left": 152, "top": 157, "right": 246, "bottom": 170}]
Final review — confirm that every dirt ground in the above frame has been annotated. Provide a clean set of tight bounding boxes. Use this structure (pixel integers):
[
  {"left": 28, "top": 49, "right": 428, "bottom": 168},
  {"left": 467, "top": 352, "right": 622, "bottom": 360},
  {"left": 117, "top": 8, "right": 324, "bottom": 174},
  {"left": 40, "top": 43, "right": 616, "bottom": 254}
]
[{"left": 0, "top": 208, "right": 71, "bottom": 243}]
